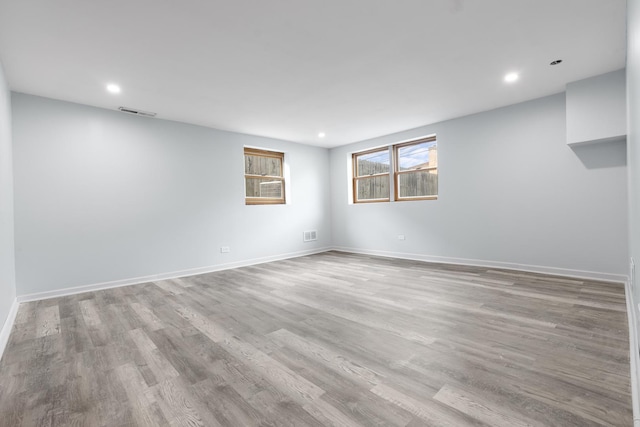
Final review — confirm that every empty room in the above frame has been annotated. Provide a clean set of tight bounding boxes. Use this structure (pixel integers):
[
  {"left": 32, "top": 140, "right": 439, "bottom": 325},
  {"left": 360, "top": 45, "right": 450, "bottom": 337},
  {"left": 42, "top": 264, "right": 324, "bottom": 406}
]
[{"left": 0, "top": 0, "right": 639, "bottom": 426}]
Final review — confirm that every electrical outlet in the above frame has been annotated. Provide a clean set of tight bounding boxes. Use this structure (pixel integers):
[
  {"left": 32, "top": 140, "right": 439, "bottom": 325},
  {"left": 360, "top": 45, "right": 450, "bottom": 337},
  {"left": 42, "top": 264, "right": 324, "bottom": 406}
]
[
  {"left": 220, "top": 246, "right": 230, "bottom": 253},
  {"left": 397, "top": 235, "right": 405, "bottom": 240}
]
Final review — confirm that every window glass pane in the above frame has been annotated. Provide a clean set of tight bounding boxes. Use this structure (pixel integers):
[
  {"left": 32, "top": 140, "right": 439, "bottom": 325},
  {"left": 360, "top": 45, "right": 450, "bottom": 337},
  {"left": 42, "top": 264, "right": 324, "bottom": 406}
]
[
  {"left": 245, "top": 178, "right": 283, "bottom": 198},
  {"left": 356, "top": 150, "right": 390, "bottom": 176},
  {"left": 397, "top": 141, "right": 437, "bottom": 171},
  {"left": 245, "top": 154, "right": 282, "bottom": 177},
  {"left": 356, "top": 176, "right": 389, "bottom": 201},
  {"left": 398, "top": 170, "right": 438, "bottom": 198}
]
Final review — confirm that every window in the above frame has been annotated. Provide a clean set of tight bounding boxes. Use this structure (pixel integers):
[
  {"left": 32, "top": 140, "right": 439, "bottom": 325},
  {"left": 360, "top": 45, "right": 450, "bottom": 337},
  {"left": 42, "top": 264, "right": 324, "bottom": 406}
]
[
  {"left": 394, "top": 137, "right": 438, "bottom": 201},
  {"left": 352, "top": 147, "right": 391, "bottom": 203},
  {"left": 352, "top": 136, "right": 437, "bottom": 203},
  {"left": 244, "top": 148, "right": 285, "bottom": 205}
]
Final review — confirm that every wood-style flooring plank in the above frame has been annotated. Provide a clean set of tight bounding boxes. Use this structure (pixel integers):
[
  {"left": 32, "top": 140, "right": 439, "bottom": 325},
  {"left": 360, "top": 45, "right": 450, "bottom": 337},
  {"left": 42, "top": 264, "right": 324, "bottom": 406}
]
[{"left": 0, "top": 251, "right": 632, "bottom": 426}]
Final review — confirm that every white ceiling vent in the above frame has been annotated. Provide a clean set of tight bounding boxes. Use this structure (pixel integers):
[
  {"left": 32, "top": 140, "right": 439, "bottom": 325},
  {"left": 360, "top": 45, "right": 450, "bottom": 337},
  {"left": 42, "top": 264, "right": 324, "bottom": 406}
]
[{"left": 118, "top": 106, "right": 157, "bottom": 117}]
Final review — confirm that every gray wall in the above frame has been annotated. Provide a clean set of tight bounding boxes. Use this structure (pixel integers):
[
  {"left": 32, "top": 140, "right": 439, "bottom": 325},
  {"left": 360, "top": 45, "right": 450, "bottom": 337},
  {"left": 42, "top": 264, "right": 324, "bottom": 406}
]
[
  {"left": 10, "top": 80, "right": 630, "bottom": 295},
  {"left": 12, "top": 93, "right": 331, "bottom": 295},
  {"left": 330, "top": 93, "right": 628, "bottom": 279},
  {"left": 628, "top": 0, "right": 640, "bottom": 354},
  {"left": 566, "top": 69, "right": 626, "bottom": 145},
  {"left": 0, "top": 60, "right": 16, "bottom": 327}
]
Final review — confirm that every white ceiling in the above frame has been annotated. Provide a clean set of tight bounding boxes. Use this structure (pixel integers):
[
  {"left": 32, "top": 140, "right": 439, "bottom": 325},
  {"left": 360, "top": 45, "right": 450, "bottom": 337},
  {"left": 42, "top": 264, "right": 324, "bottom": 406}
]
[{"left": 0, "top": 0, "right": 627, "bottom": 148}]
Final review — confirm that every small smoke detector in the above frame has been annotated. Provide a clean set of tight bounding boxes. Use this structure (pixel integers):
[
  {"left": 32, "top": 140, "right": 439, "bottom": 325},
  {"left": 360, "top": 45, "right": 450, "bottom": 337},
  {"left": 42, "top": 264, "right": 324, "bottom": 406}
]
[{"left": 118, "top": 106, "right": 157, "bottom": 117}]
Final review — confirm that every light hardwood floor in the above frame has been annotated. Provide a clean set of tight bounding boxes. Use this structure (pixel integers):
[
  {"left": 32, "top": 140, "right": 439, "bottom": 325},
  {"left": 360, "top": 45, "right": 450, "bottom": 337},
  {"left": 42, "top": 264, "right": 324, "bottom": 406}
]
[{"left": 0, "top": 251, "right": 632, "bottom": 426}]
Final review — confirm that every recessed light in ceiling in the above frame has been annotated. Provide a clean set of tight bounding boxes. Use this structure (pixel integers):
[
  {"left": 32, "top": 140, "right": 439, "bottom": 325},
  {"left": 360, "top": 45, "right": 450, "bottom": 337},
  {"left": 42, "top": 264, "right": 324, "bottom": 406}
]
[
  {"left": 106, "top": 83, "right": 121, "bottom": 94},
  {"left": 550, "top": 59, "right": 563, "bottom": 65},
  {"left": 504, "top": 72, "right": 519, "bottom": 83},
  {"left": 318, "top": 132, "right": 326, "bottom": 138}
]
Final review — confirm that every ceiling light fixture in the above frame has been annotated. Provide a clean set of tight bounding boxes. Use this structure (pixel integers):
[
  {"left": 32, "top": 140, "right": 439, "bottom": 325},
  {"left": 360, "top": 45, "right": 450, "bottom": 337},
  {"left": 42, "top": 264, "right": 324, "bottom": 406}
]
[
  {"left": 318, "top": 132, "right": 326, "bottom": 138},
  {"left": 106, "top": 83, "right": 121, "bottom": 94},
  {"left": 504, "top": 72, "right": 519, "bottom": 83},
  {"left": 550, "top": 59, "right": 563, "bottom": 65}
]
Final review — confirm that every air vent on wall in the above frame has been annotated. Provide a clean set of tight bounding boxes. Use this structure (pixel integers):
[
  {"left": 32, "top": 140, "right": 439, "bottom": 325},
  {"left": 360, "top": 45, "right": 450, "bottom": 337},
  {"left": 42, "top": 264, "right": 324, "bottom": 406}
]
[
  {"left": 118, "top": 106, "right": 157, "bottom": 117},
  {"left": 303, "top": 230, "right": 317, "bottom": 242}
]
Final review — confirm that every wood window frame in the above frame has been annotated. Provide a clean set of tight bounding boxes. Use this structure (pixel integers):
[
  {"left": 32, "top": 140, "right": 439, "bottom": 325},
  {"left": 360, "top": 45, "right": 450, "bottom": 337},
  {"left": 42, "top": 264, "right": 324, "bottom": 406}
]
[
  {"left": 352, "top": 147, "right": 391, "bottom": 204},
  {"left": 393, "top": 136, "right": 438, "bottom": 202},
  {"left": 244, "top": 147, "right": 286, "bottom": 205}
]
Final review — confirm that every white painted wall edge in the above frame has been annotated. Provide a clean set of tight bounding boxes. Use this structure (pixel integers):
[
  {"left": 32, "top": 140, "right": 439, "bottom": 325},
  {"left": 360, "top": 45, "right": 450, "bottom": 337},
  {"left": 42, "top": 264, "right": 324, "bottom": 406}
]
[
  {"left": 625, "top": 280, "right": 640, "bottom": 425},
  {"left": 17, "top": 247, "right": 332, "bottom": 302},
  {"left": 332, "top": 246, "right": 628, "bottom": 283},
  {"left": 0, "top": 298, "right": 19, "bottom": 361},
  {"left": 567, "top": 134, "right": 627, "bottom": 147}
]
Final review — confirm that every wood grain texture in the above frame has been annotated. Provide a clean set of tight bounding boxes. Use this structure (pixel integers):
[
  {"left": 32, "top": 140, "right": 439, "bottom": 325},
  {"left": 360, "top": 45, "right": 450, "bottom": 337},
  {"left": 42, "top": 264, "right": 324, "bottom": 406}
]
[{"left": 0, "top": 251, "right": 632, "bottom": 426}]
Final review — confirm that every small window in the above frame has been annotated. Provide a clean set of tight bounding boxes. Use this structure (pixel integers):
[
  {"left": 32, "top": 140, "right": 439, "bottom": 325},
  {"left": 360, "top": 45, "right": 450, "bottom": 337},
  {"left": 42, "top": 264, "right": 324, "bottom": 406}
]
[
  {"left": 394, "top": 137, "right": 438, "bottom": 201},
  {"left": 244, "top": 148, "right": 285, "bottom": 205},
  {"left": 352, "top": 147, "right": 391, "bottom": 203}
]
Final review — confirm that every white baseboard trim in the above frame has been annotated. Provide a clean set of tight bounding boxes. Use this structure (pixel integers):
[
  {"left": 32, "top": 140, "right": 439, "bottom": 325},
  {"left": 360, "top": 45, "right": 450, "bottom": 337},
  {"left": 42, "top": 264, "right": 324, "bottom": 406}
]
[
  {"left": 0, "top": 298, "right": 19, "bottom": 361},
  {"left": 331, "top": 246, "right": 628, "bottom": 283},
  {"left": 625, "top": 280, "right": 640, "bottom": 425},
  {"left": 17, "top": 247, "right": 625, "bottom": 304},
  {"left": 17, "top": 247, "right": 332, "bottom": 303}
]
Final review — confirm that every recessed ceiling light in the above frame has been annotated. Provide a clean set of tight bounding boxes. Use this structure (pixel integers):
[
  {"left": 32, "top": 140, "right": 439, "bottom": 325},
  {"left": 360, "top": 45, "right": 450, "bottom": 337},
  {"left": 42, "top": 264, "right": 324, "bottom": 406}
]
[
  {"left": 504, "top": 72, "right": 519, "bottom": 83},
  {"left": 550, "top": 59, "right": 563, "bottom": 66},
  {"left": 318, "top": 132, "right": 326, "bottom": 138},
  {"left": 106, "top": 84, "right": 121, "bottom": 94}
]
